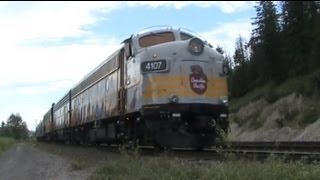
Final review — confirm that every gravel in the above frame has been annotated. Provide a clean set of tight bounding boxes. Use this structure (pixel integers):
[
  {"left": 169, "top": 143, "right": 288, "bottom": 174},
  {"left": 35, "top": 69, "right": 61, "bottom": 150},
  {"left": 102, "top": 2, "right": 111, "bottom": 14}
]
[{"left": 0, "top": 143, "right": 99, "bottom": 180}]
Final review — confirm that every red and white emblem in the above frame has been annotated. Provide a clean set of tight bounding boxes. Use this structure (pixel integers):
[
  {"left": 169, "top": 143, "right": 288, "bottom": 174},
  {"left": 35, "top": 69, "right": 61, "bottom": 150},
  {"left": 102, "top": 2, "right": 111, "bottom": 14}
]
[{"left": 189, "top": 65, "right": 208, "bottom": 95}]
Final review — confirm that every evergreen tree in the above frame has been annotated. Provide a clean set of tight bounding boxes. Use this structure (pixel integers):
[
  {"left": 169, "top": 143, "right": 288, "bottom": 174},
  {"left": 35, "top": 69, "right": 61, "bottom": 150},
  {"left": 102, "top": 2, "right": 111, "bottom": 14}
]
[
  {"left": 307, "top": 1, "right": 320, "bottom": 71},
  {"left": 280, "top": 1, "right": 318, "bottom": 76},
  {"left": 230, "top": 35, "right": 250, "bottom": 97},
  {"left": 233, "top": 35, "right": 248, "bottom": 67},
  {"left": 5, "top": 113, "right": 29, "bottom": 139},
  {"left": 229, "top": 1, "right": 320, "bottom": 98},
  {"left": 225, "top": 54, "right": 234, "bottom": 73},
  {"left": 249, "top": 1, "right": 284, "bottom": 84}
]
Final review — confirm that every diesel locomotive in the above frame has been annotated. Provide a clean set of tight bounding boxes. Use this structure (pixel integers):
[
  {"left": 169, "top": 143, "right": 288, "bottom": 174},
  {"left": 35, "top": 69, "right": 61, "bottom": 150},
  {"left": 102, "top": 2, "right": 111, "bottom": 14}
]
[{"left": 35, "top": 26, "right": 229, "bottom": 149}]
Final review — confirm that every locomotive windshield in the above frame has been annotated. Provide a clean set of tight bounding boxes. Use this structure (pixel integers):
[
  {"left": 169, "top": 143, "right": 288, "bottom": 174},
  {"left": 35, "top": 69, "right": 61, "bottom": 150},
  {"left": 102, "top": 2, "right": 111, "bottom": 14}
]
[
  {"left": 139, "top": 31, "right": 175, "bottom": 48},
  {"left": 180, "top": 32, "right": 193, "bottom": 40}
]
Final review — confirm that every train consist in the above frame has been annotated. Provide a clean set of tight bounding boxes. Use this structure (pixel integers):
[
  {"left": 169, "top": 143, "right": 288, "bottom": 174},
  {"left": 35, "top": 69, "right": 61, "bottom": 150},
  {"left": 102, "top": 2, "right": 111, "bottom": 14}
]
[{"left": 35, "top": 26, "right": 229, "bottom": 149}]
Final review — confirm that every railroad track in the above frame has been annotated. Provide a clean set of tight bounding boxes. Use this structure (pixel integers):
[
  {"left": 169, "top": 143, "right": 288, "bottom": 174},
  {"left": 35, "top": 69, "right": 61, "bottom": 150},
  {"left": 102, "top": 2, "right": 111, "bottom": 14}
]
[
  {"left": 42, "top": 141, "right": 320, "bottom": 162},
  {"left": 220, "top": 141, "right": 320, "bottom": 152},
  {"left": 210, "top": 141, "right": 320, "bottom": 162},
  {"left": 135, "top": 141, "right": 320, "bottom": 162}
]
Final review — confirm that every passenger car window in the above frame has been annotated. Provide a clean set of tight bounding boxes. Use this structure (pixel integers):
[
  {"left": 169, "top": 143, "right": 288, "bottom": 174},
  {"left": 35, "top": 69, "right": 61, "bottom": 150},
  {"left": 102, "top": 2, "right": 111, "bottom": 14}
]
[{"left": 139, "top": 32, "right": 175, "bottom": 48}]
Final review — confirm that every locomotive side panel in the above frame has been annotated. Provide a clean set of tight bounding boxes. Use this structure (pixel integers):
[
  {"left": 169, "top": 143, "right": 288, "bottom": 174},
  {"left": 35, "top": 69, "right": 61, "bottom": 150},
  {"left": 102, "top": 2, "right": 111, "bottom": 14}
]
[
  {"left": 71, "top": 71, "right": 120, "bottom": 126},
  {"left": 125, "top": 56, "right": 142, "bottom": 113},
  {"left": 35, "top": 122, "right": 44, "bottom": 140},
  {"left": 105, "top": 72, "right": 119, "bottom": 117},
  {"left": 43, "top": 111, "right": 51, "bottom": 134},
  {"left": 85, "top": 79, "right": 106, "bottom": 121},
  {"left": 53, "top": 103, "right": 69, "bottom": 130}
]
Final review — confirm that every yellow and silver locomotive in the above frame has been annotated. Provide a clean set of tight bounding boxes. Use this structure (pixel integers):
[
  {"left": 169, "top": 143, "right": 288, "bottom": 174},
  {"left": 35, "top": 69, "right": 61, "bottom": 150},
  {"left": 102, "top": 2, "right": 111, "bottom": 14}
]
[{"left": 36, "top": 26, "right": 229, "bottom": 149}]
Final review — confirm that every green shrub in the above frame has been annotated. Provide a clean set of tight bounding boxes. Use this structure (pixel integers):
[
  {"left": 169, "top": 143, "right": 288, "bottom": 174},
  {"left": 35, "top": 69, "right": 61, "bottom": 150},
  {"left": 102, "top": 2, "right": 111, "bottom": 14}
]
[{"left": 0, "top": 137, "right": 15, "bottom": 153}]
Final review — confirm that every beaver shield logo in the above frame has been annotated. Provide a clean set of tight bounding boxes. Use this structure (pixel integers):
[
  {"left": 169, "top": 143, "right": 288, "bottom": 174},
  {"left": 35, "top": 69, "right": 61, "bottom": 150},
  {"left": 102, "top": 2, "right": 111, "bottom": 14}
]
[{"left": 189, "top": 65, "right": 208, "bottom": 95}]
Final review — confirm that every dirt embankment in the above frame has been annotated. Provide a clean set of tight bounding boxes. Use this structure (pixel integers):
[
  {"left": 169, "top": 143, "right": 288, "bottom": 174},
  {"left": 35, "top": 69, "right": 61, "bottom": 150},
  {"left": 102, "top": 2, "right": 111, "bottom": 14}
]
[{"left": 228, "top": 92, "right": 320, "bottom": 141}]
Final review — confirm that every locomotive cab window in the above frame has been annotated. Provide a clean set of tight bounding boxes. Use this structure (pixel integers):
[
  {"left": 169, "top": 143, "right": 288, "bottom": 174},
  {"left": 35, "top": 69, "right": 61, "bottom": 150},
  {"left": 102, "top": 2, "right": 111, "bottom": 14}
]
[
  {"left": 139, "top": 32, "right": 175, "bottom": 48},
  {"left": 180, "top": 32, "right": 193, "bottom": 40}
]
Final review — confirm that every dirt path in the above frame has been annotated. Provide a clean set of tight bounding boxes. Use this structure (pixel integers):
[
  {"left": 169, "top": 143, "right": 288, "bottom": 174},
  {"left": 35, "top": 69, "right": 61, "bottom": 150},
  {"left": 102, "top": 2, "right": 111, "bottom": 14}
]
[{"left": 0, "top": 143, "right": 93, "bottom": 180}]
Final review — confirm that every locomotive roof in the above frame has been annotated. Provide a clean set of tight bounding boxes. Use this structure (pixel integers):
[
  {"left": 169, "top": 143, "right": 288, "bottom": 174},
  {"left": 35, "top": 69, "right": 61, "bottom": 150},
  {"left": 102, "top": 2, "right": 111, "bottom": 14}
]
[{"left": 131, "top": 26, "right": 209, "bottom": 46}]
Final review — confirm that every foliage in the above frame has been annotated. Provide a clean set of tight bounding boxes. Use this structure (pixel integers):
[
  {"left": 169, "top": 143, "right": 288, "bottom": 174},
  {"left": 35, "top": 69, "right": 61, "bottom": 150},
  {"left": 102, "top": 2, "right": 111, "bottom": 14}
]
[
  {"left": 0, "top": 137, "right": 15, "bottom": 153},
  {"left": 0, "top": 113, "right": 29, "bottom": 139},
  {"left": 233, "top": 35, "right": 248, "bottom": 67},
  {"left": 228, "top": 1, "right": 320, "bottom": 100}
]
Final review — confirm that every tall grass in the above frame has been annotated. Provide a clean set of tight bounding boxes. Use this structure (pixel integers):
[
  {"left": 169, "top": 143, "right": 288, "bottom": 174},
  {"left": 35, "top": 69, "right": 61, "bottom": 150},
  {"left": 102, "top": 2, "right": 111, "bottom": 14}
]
[
  {"left": 0, "top": 137, "right": 15, "bottom": 153},
  {"left": 89, "top": 154, "right": 320, "bottom": 180}
]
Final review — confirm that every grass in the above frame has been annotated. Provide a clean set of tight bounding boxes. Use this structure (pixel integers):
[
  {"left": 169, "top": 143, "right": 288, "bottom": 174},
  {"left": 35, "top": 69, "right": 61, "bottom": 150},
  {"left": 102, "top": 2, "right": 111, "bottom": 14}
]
[
  {"left": 89, "top": 154, "right": 320, "bottom": 180},
  {"left": 70, "top": 159, "right": 87, "bottom": 171},
  {"left": 0, "top": 137, "right": 15, "bottom": 153}
]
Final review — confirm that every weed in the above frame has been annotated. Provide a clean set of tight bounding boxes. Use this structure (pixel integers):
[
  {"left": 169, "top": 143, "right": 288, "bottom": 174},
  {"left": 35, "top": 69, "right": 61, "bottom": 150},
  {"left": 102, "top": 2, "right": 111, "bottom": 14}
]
[
  {"left": 90, "top": 156, "right": 320, "bottom": 180},
  {"left": 70, "top": 159, "right": 87, "bottom": 171},
  {"left": 0, "top": 137, "right": 15, "bottom": 153}
]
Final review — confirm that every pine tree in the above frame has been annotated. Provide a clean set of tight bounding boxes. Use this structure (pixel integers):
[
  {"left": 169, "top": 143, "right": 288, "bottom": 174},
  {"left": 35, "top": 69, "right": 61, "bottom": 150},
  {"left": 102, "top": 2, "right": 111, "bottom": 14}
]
[
  {"left": 6, "top": 113, "right": 29, "bottom": 139},
  {"left": 233, "top": 35, "right": 248, "bottom": 67},
  {"left": 249, "top": 1, "right": 284, "bottom": 84},
  {"left": 281, "top": 1, "right": 313, "bottom": 76},
  {"left": 229, "top": 35, "right": 250, "bottom": 97},
  {"left": 307, "top": 1, "right": 320, "bottom": 71}
]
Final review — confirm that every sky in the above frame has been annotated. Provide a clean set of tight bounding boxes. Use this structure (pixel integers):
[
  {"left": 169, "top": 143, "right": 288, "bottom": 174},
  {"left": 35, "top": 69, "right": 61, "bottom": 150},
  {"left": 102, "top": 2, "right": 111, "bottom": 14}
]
[{"left": 0, "top": 1, "right": 257, "bottom": 131}]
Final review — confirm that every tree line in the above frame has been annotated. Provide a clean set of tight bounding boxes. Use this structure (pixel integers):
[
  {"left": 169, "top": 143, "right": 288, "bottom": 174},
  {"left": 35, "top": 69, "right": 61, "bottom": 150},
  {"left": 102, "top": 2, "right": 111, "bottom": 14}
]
[
  {"left": 0, "top": 113, "right": 29, "bottom": 139},
  {"left": 223, "top": 1, "right": 320, "bottom": 98}
]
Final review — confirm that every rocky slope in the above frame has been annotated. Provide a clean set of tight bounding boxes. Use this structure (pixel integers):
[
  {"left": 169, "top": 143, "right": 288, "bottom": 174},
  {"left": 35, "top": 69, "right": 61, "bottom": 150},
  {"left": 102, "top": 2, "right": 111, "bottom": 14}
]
[{"left": 227, "top": 92, "right": 320, "bottom": 141}]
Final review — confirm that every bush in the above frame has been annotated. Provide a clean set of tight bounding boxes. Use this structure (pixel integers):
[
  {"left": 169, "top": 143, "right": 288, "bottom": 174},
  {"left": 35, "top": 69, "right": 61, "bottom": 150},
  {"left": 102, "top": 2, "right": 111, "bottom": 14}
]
[{"left": 0, "top": 137, "right": 15, "bottom": 153}]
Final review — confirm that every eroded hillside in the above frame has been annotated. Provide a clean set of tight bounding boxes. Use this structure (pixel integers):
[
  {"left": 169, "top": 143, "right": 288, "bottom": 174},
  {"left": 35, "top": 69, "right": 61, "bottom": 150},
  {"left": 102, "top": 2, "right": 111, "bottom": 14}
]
[{"left": 228, "top": 92, "right": 320, "bottom": 141}]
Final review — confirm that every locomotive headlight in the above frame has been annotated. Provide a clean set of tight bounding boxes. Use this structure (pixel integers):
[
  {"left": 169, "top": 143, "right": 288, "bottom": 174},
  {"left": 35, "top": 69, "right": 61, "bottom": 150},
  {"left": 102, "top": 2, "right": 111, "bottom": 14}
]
[
  {"left": 188, "top": 38, "right": 204, "bottom": 55},
  {"left": 169, "top": 94, "right": 179, "bottom": 103},
  {"left": 219, "top": 96, "right": 228, "bottom": 105}
]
